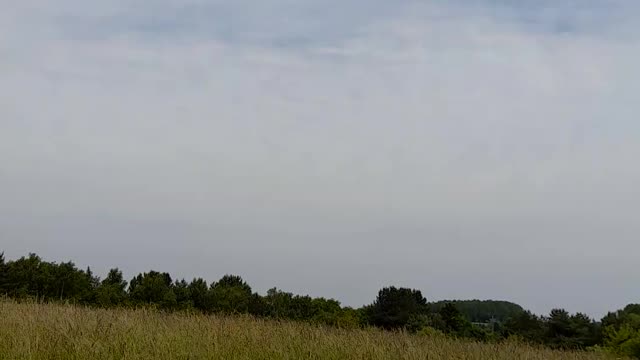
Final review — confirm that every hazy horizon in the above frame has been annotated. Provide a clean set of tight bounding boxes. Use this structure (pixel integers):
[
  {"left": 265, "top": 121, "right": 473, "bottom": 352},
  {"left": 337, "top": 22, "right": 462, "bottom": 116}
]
[{"left": 2, "top": 0, "right": 639, "bottom": 319}]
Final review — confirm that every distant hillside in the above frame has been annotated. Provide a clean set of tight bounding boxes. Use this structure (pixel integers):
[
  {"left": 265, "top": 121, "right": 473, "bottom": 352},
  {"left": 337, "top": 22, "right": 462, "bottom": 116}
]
[{"left": 430, "top": 300, "right": 524, "bottom": 323}]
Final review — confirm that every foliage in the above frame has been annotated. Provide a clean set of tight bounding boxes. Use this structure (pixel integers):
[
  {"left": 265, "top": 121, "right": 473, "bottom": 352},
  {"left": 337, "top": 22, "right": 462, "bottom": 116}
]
[
  {"left": 187, "top": 278, "right": 210, "bottom": 311},
  {"left": 0, "top": 253, "right": 96, "bottom": 302},
  {"left": 503, "top": 310, "right": 546, "bottom": 343},
  {"left": 544, "top": 309, "right": 600, "bottom": 349},
  {"left": 601, "top": 312, "right": 640, "bottom": 358},
  {"left": 128, "top": 271, "right": 177, "bottom": 309},
  {"left": 0, "top": 300, "right": 617, "bottom": 360},
  {"left": 439, "top": 302, "right": 468, "bottom": 333},
  {"left": 209, "top": 274, "right": 253, "bottom": 314},
  {"left": 430, "top": 299, "right": 524, "bottom": 323},
  {"left": 0, "top": 251, "right": 637, "bottom": 357},
  {"left": 0, "top": 252, "right": 6, "bottom": 294},
  {"left": 365, "top": 286, "right": 428, "bottom": 329},
  {"left": 95, "top": 268, "right": 127, "bottom": 307}
]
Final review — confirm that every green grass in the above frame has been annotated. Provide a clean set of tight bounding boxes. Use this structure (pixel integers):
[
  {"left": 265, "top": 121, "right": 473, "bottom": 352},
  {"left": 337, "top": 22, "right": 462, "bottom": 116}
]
[{"left": 0, "top": 300, "right": 619, "bottom": 360}]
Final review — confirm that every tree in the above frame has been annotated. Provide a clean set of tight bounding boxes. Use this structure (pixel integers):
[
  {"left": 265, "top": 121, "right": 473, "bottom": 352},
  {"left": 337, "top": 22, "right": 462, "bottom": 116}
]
[
  {"left": 439, "top": 303, "right": 468, "bottom": 334},
  {"left": 215, "top": 275, "right": 251, "bottom": 292},
  {"left": 173, "top": 279, "right": 193, "bottom": 310},
  {"left": 6, "top": 250, "right": 640, "bottom": 354},
  {"left": 430, "top": 300, "right": 524, "bottom": 323},
  {"left": 209, "top": 275, "right": 252, "bottom": 314},
  {"left": 602, "top": 323, "right": 640, "bottom": 358},
  {"left": 263, "top": 288, "right": 294, "bottom": 318},
  {"left": 188, "top": 278, "right": 210, "bottom": 312},
  {"left": 309, "top": 297, "right": 343, "bottom": 325},
  {"left": 286, "top": 294, "right": 315, "bottom": 320},
  {"left": 48, "top": 263, "right": 98, "bottom": 303},
  {"left": 96, "top": 268, "right": 128, "bottom": 307},
  {"left": 82, "top": 267, "right": 100, "bottom": 302},
  {"left": 335, "top": 307, "right": 364, "bottom": 329},
  {"left": 602, "top": 309, "right": 640, "bottom": 358},
  {"left": 248, "top": 293, "right": 269, "bottom": 317},
  {"left": 128, "top": 271, "right": 176, "bottom": 309},
  {"left": 503, "top": 310, "right": 545, "bottom": 343},
  {"left": 602, "top": 304, "right": 640, "bottom": 331},
  {"left": 569, "top": 313, "right": 599, "bottom": 349},
  {"left": 0, "top": 252, "right": 7, "bottom": 294},
  {"left": 366, "top": 287, "right": 428, "bottom": 329},
  {"left": 4, "top": 253, "right": 46, "bottom": 298},
  {"left": 545, "top": 308, "right": 594, "bottom": 349}
]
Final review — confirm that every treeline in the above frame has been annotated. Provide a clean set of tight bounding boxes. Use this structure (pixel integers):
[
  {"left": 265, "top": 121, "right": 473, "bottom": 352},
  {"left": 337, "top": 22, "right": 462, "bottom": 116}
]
[
  {"left": 430, "top": 300, "right": 524, "bottom": 323},
  {"left": 1, "top": 252, "right": 639, "bottom": 358},
  {"left": 0, "top": 253, "right": 361, "bottom": 327}
]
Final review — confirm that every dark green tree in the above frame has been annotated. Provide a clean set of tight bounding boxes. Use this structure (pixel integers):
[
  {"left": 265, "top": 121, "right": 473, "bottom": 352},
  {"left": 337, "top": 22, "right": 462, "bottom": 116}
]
[
  {"left": 546, "top": 309, "right": 574, "bottom": 348},
  {"left": 602, "top": 304, "right": 640, "bottom": 331},
  {"left": 439, "top": 302, "right": 468, "bottom": 334},
  {"left": 4, "top": 253, "right": 47, "bottom": 298},
  {"left": 173, "top": 279, "right": 193, "bottom": 310},
  {"left": 601, "top": 305, "right": 640, "bottom": 357},
  {"left": 430, "top": 300, "right": 524, "bottom": 323},
  {"left": 51, "top": 264, "right": 99, "bottom": 303},
  {"left": 82, "top": 267, "right": 100, "bottom": 302},
  {"left": 248, "top": 293, "right": 269, "bottom": 317},
  {"left": 366, "top": 287, "right": 428, "bottom": 329},
  {"left": 569, "top": 312, "right": 599, "bottom": 348},
  {"left": 128, "top": 271, "right": 176, "bottom": 309},
  {"left": 188, "top": 278, "right": 210, "bottom": 312},
  {"left": 0, "top": 252, "right": 7, "bottom": 294},
  {"left": 309, "top": 297, "right": 343, "bottom": 325},
  {"left": 263, "top": 288, "right": 294, "bottom": 318},
  {"left": 209, "top": 275, "right": 252, "bottom": 314},
  {"left": 502, "top": 310, "right": 545, "bottom": 343},
  {"left": 96, "top": 268, "right": 128, "bottom": 307}
]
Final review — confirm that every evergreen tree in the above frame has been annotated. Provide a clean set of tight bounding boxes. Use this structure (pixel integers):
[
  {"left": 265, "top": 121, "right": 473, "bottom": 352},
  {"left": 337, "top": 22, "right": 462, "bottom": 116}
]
[
  {"left": 96, "top": 269, "right": 128, "bottom": 307},
  {"left": 188, "top": 278, "right": 210, "bottom": 312},
  {"left": 366, "top": 287, "right": 428, "bottom": 329},
  {"left": 209, "top": 275, "right": 252, "bottom": 314},
  {"left": 128, "top": 271, "right": 176, "bottom": 309},
  {"left": 439, "top": 302, "right": 468, "bottom": 334},
  {"left": 503, "top": 310, "right": 545, "bottom": 342}
]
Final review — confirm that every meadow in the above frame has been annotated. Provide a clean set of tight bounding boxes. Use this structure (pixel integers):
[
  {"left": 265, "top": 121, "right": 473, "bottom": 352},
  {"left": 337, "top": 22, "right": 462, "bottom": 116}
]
[{"left": 0, "top": 300, "right": 620, "bottom": 360}]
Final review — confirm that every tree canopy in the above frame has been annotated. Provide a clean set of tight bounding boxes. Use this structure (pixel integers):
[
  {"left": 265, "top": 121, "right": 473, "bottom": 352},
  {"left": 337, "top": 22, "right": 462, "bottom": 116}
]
[
  {"left": 366, "top": 287, "right": 428, "bottom": 329},
  {"left": 0, "top": 251, "right": 637, "bottom": 358}
]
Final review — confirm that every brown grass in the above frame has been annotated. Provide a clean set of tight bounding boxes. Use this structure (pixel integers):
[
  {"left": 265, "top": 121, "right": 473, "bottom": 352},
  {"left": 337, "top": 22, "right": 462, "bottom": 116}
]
[{"left": 0, "top": 300, "right": 618, "bottom": 360}]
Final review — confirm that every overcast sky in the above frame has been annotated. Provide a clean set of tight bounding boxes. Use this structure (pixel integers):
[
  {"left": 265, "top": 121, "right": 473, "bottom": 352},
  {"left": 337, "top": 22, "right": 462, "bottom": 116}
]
[{"left": 1, "top": 0, "right": 639, "bottom": 318}]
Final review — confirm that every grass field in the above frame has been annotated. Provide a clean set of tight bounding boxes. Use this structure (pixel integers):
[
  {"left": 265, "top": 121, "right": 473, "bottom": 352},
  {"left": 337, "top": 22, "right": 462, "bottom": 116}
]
[{"left": 0, "top": 300, "right": 619, "bottom": 360}]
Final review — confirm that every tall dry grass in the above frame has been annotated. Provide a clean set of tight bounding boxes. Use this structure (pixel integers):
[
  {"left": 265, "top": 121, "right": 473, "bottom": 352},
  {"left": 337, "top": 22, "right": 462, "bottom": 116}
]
[{"left": 0, "top": 300, "right": 619, "bottom": 360}]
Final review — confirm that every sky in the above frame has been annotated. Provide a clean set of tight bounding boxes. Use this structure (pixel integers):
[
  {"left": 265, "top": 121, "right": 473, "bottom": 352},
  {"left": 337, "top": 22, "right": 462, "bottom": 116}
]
[{"left": 1, "top": 0, "right": 639, "bottom": 318}]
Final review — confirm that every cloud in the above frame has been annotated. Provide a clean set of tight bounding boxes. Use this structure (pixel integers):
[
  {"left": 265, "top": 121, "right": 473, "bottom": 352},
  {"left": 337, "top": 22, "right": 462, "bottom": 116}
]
[{"left": 1, "top": 0, "right": 639, "bottom": 316}]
